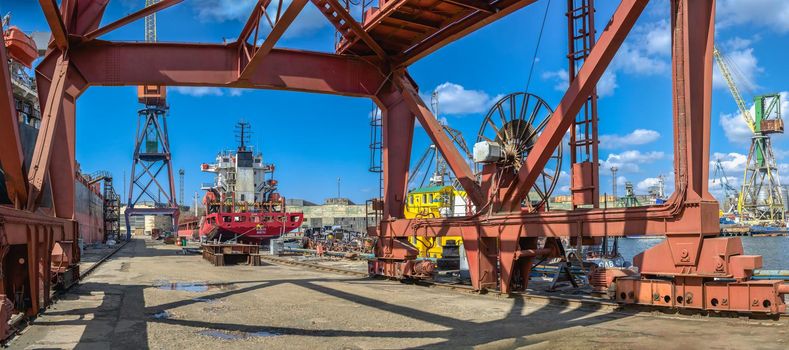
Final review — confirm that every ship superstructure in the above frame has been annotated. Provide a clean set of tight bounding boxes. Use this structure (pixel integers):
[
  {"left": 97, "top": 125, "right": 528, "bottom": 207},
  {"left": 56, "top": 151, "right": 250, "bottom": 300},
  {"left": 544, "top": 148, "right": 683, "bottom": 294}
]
[{"left": 198, "top": 122, "right": 303, "bottom": 243}]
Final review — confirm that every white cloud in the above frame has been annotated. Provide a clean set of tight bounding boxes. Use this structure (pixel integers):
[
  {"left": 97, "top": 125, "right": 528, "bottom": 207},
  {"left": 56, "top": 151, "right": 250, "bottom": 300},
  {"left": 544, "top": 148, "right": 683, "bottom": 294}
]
[
  {"left": 540, "top": 69, "right": 617, "bottom": 98},
  {"left": 713, "top": 47, "right": 762, "bottom": 90},
  {"left": 429, "top": 82, "right": 500, "bottom": 115},
  {"left": 596, "top": 71, "right": 618, "bottom": 98},
  {"left": 611, "top": 43, "right": 669, "bottom": 76},
  {"left": 599, "top": 129, "right": 660, "bottom": 149},
  {"left": 601, "top": 150, "right": 665, "bottom": 173},
  {"left": 541, "top": 19, "right": 670, "bottom": 98},
  {"left": 711, "top": 152, "right": 747, "bottom": 173},
  {"left": 191, "top": 0, "right": 328, "bottom": 38},
  {"left": 717, "top": 0, "right": 789, "bottom": 33},
  {"left": 722, "top": 37, "right": 754, "bottom": 51},
  {"left": 192, "top": 0, "right": 257, "bottom": 22},
  {"left": 556, "top": 170, "right": 570, "bottom": 194},
  {"left": 642, "top": 20, "right": 670, "bottom": 56},
  {"left": 636, "top": 177, "right": 661, "bottom": 192},
  {"left": 541, "top": 69, "right": 569, "bottom": 92},
  {"left": 170, "top": 87, "right": 244, "bottom": 97},
  {"left": 719, "top": 109, "right": 755, "bottom": 145}
]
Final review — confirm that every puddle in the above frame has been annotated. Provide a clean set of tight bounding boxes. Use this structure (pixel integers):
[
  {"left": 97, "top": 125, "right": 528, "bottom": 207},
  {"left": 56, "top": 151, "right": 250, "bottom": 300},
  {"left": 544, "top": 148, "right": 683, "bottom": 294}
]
[
  {"left": 197, "top": 329, "right": 279, "bottom": 340},
  {"left": 151, "top": 310, "right": 171, "bottom": 319},
  {"left": 153, "top": 281, "right": 238, "bottom": 292}
]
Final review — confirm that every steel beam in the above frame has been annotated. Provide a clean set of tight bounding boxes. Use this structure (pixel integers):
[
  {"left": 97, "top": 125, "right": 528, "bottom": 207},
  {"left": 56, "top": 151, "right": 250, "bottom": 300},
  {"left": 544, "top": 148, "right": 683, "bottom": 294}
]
[
  {"left": 313, "top": 0, "right": 388, "bottom": 61},
  {"left": 39, "top": 0, "right": 69, "bottom": 50},
  {"left": 396, "top": 73, "right": 484, "bottom": 207},
  {"left": 376, "top": 84, "right": 415, "bottom": 219},
  {"left": 237, "top": 0, "right": 273, "bottom": 44},
  {"left": 49, "top": 94, "right": 76, "bottom": 219},
  {"left": 63, "top": 0, "right": 111, "bottom": 36},
  {"left": 398, "top": 0, "right": 538, "bottom": 66},
  {"left": 83, "top": 0, "right": 183, "bottom": 41},
  {"left": 0, "top": 36, "right": 28, "bottom": 208},
  {"left": 502, "top": 0, "right": 647, "bottom": 210},
  {"left": 675, "top": 0, "right": 716, "bottom": 202},
  {"left": 60, "top": 41, "right": 386, "bottom": 97},
  {"left": 440, "top": 0, "right": 494, "bottom": 13},
  {"left": 26, "top": 54, "right": 70, "bottom": 211},
  {"left": 239, "top": 0, "right": 309, "bottom": 80}
]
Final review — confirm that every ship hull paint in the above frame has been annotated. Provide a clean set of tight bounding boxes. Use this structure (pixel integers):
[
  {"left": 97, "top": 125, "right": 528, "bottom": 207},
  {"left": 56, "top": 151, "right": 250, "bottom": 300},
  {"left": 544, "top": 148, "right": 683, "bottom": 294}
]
[
  {"left": 75, "top": 177, "right": 104, "bottom": 244},
  {"left": 199, "top": 212, "right": 303, "bottom": 244}
]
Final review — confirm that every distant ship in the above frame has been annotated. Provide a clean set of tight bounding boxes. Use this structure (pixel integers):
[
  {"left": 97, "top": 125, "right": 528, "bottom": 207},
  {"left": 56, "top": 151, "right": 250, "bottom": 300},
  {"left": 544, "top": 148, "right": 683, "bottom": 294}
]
[{"left": 195, "top": 121, "right": 303, "bottom": 244}]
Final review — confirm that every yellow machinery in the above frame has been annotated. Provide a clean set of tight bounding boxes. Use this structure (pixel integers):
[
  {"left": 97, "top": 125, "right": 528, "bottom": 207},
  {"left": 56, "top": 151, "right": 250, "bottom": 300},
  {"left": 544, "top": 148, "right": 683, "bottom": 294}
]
[{"left": 404, "top": 185, "right": 466, "bottom": 258}]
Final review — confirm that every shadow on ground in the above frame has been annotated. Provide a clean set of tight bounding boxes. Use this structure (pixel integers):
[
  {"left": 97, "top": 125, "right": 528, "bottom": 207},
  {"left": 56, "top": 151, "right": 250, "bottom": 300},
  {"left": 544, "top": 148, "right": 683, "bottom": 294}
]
[{"left": 24, "top": 239, "right": 629, "bottom": 349}]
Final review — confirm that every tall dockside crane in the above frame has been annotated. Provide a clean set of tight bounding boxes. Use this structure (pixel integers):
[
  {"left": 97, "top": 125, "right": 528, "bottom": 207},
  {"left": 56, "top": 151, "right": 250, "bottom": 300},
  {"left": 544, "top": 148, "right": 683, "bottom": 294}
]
[
  {"left": 712, "top": 159, "right": 739, "bottom": 215},
  {"left": 713, "top": 47, "right": 784, "bottom": 225},
  {"left": 124, "top": 0, "right": 179, "bottom": 238}
]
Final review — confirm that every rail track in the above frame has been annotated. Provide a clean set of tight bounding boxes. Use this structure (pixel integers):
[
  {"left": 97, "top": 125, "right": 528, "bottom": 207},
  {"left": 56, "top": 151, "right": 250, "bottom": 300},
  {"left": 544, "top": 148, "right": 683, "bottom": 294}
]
[
  {"left": 4, "top": 240, "right": 131, "bottom": 343},
  {"left": 260, "top": 254, "right": 789, "bottom": 321}
]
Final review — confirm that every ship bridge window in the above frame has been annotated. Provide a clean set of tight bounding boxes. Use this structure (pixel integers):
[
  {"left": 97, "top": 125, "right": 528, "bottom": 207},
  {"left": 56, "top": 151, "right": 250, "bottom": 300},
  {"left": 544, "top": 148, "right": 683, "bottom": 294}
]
[
  {"left": 234, "top": 216, "right": 245, "bottom": 222},
  {"left": 223, "top": 216, "right": 231, "bottom": 223},
  {"left": 422, "top": 194, "right": 427, "bottom": 203},
  {"left": 291, "top": 216, "right": 299, "bottom": 222},
  {"left": 408, "top": 196, "right": 413, "bottom": 205}
]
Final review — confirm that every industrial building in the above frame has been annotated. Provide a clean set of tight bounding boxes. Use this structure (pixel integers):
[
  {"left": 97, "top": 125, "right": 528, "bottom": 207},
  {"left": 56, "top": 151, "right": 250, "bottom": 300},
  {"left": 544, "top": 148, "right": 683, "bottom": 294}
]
[{"left": 286, "top": 198, "right": 377, "bottom": 233}]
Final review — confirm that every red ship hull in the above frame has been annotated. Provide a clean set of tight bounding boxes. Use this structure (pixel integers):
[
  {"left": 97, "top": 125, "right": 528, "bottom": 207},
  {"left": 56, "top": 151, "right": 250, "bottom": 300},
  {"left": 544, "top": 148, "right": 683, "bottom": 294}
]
[{"left": 199, "top": 211, "right": 303, "bottom": 244}]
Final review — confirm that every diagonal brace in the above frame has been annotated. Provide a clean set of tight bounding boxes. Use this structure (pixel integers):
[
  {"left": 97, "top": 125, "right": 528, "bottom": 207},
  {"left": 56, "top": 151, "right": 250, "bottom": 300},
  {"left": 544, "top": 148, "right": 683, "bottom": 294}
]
[
  {"left": 39, "top": 0, "right": 69, "bottom": 50},
  {"left": 239, "top": 0, "right": 309, "bottom": 80},
  {"left": 27, "top": 53, "right": 70, "bottom": 211},
  {"left": 311, "top": 0, "right": 388, "bottom": 61},
  {"left": 83, "top": 0, "right": 183, "bottom": 41},
  {"left": 396, "top": 73, "right": 485, "bottom": 207},
  {"left": 502, "top": 0, "right": 648, "bottom": 211}
]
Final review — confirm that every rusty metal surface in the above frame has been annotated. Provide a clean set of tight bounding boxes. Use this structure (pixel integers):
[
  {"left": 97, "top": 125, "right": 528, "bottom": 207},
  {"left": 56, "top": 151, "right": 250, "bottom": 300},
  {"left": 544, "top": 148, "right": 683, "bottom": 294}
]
[{"left": 0, "top": 36, "right": 27, "bottom": 208}]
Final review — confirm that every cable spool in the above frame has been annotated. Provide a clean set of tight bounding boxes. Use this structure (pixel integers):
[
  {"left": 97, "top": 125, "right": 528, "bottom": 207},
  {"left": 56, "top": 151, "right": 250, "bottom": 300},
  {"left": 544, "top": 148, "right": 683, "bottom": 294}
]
[{"left": 475, "top": 92, "right": 562, "bottom": 210}]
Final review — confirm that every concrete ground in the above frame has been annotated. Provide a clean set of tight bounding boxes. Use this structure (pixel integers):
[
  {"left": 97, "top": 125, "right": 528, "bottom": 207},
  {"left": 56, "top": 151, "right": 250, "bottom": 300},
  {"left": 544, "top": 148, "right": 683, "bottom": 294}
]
[{"left": 8, "top": 237, "right": 789, "bottom": 350}]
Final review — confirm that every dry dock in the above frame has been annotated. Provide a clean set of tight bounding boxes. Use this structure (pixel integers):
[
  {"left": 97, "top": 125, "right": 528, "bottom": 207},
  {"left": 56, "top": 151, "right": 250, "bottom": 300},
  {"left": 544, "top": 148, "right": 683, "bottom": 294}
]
[{"left": 9, "top": 238, "right": 789, "bottom": 350}]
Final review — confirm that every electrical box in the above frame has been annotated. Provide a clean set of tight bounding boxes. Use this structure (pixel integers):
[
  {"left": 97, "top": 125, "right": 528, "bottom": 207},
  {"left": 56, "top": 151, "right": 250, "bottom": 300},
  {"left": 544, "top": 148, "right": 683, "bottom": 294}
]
[{"left": 473, "top": 141, "right": 505, "bottom": 163}]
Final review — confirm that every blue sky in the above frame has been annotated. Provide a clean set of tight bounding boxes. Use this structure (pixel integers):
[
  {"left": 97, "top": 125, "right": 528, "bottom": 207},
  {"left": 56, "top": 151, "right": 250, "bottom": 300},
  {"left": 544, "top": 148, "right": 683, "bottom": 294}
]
[{"left": 4, "top": 0, "right": 789, "bottom": 206}]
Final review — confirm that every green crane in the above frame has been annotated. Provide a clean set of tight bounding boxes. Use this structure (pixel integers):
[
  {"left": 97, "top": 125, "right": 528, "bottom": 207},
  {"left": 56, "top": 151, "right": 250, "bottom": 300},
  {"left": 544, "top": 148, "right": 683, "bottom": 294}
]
[{"left": 713, "top": 46, "right": 784, "bottom": 225}]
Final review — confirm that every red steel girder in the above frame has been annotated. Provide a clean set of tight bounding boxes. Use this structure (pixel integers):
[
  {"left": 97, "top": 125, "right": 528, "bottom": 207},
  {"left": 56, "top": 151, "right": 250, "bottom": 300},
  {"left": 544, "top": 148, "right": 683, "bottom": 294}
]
[
  {"left": 502, "top": 0, "right": 647, "bottom": 211},
  {"left": 397, "top": 0, "right": 539, "bottom": 66},
  {"left": 39, "top": 0, "right": 69, "bottom": 50},
  {"left": 312, "top": 0, "right": 388, "bottom": 61},
  {"left": 395, "top": 73, "right": 484, "bottom": 207},
  {"left": 376, "top": 83, "right": 415, "bottom": 219},
  {"left": 51, "top": 41, "right": 387, "bottom": 97},
  {"left": 83, "top": 0, "right": 183, "bottom": 41},
  {"left": 237, "top": 0, "right": 273, "bottom": 44},
  {"left": 26, "top": 53, "right": 70, "bottom": 212},
  {"left": 0, "top": 36, "right": 28, "bottom": 208},
  {"left": 441, "top": 0, "right": 495, "bottom": 13},
  {"left": 239, "top": 0, "right": 310, "bottom": 80},
  {"left": 61, "top": 0, "right": 110, "bottom": 36}
]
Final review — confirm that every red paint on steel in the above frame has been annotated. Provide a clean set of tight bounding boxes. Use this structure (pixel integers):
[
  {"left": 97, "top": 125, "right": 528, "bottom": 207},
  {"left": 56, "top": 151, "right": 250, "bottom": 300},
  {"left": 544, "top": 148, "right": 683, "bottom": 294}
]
[{"left": 0, "top": 31, "right": 28, "bottom": 208}]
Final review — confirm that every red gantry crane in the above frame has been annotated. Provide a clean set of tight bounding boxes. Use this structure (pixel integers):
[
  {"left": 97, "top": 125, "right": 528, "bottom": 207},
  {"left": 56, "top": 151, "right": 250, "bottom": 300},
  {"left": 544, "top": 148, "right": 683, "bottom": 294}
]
[{"left": 0, "top": 1, "right": 786, "bottom": 334}]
